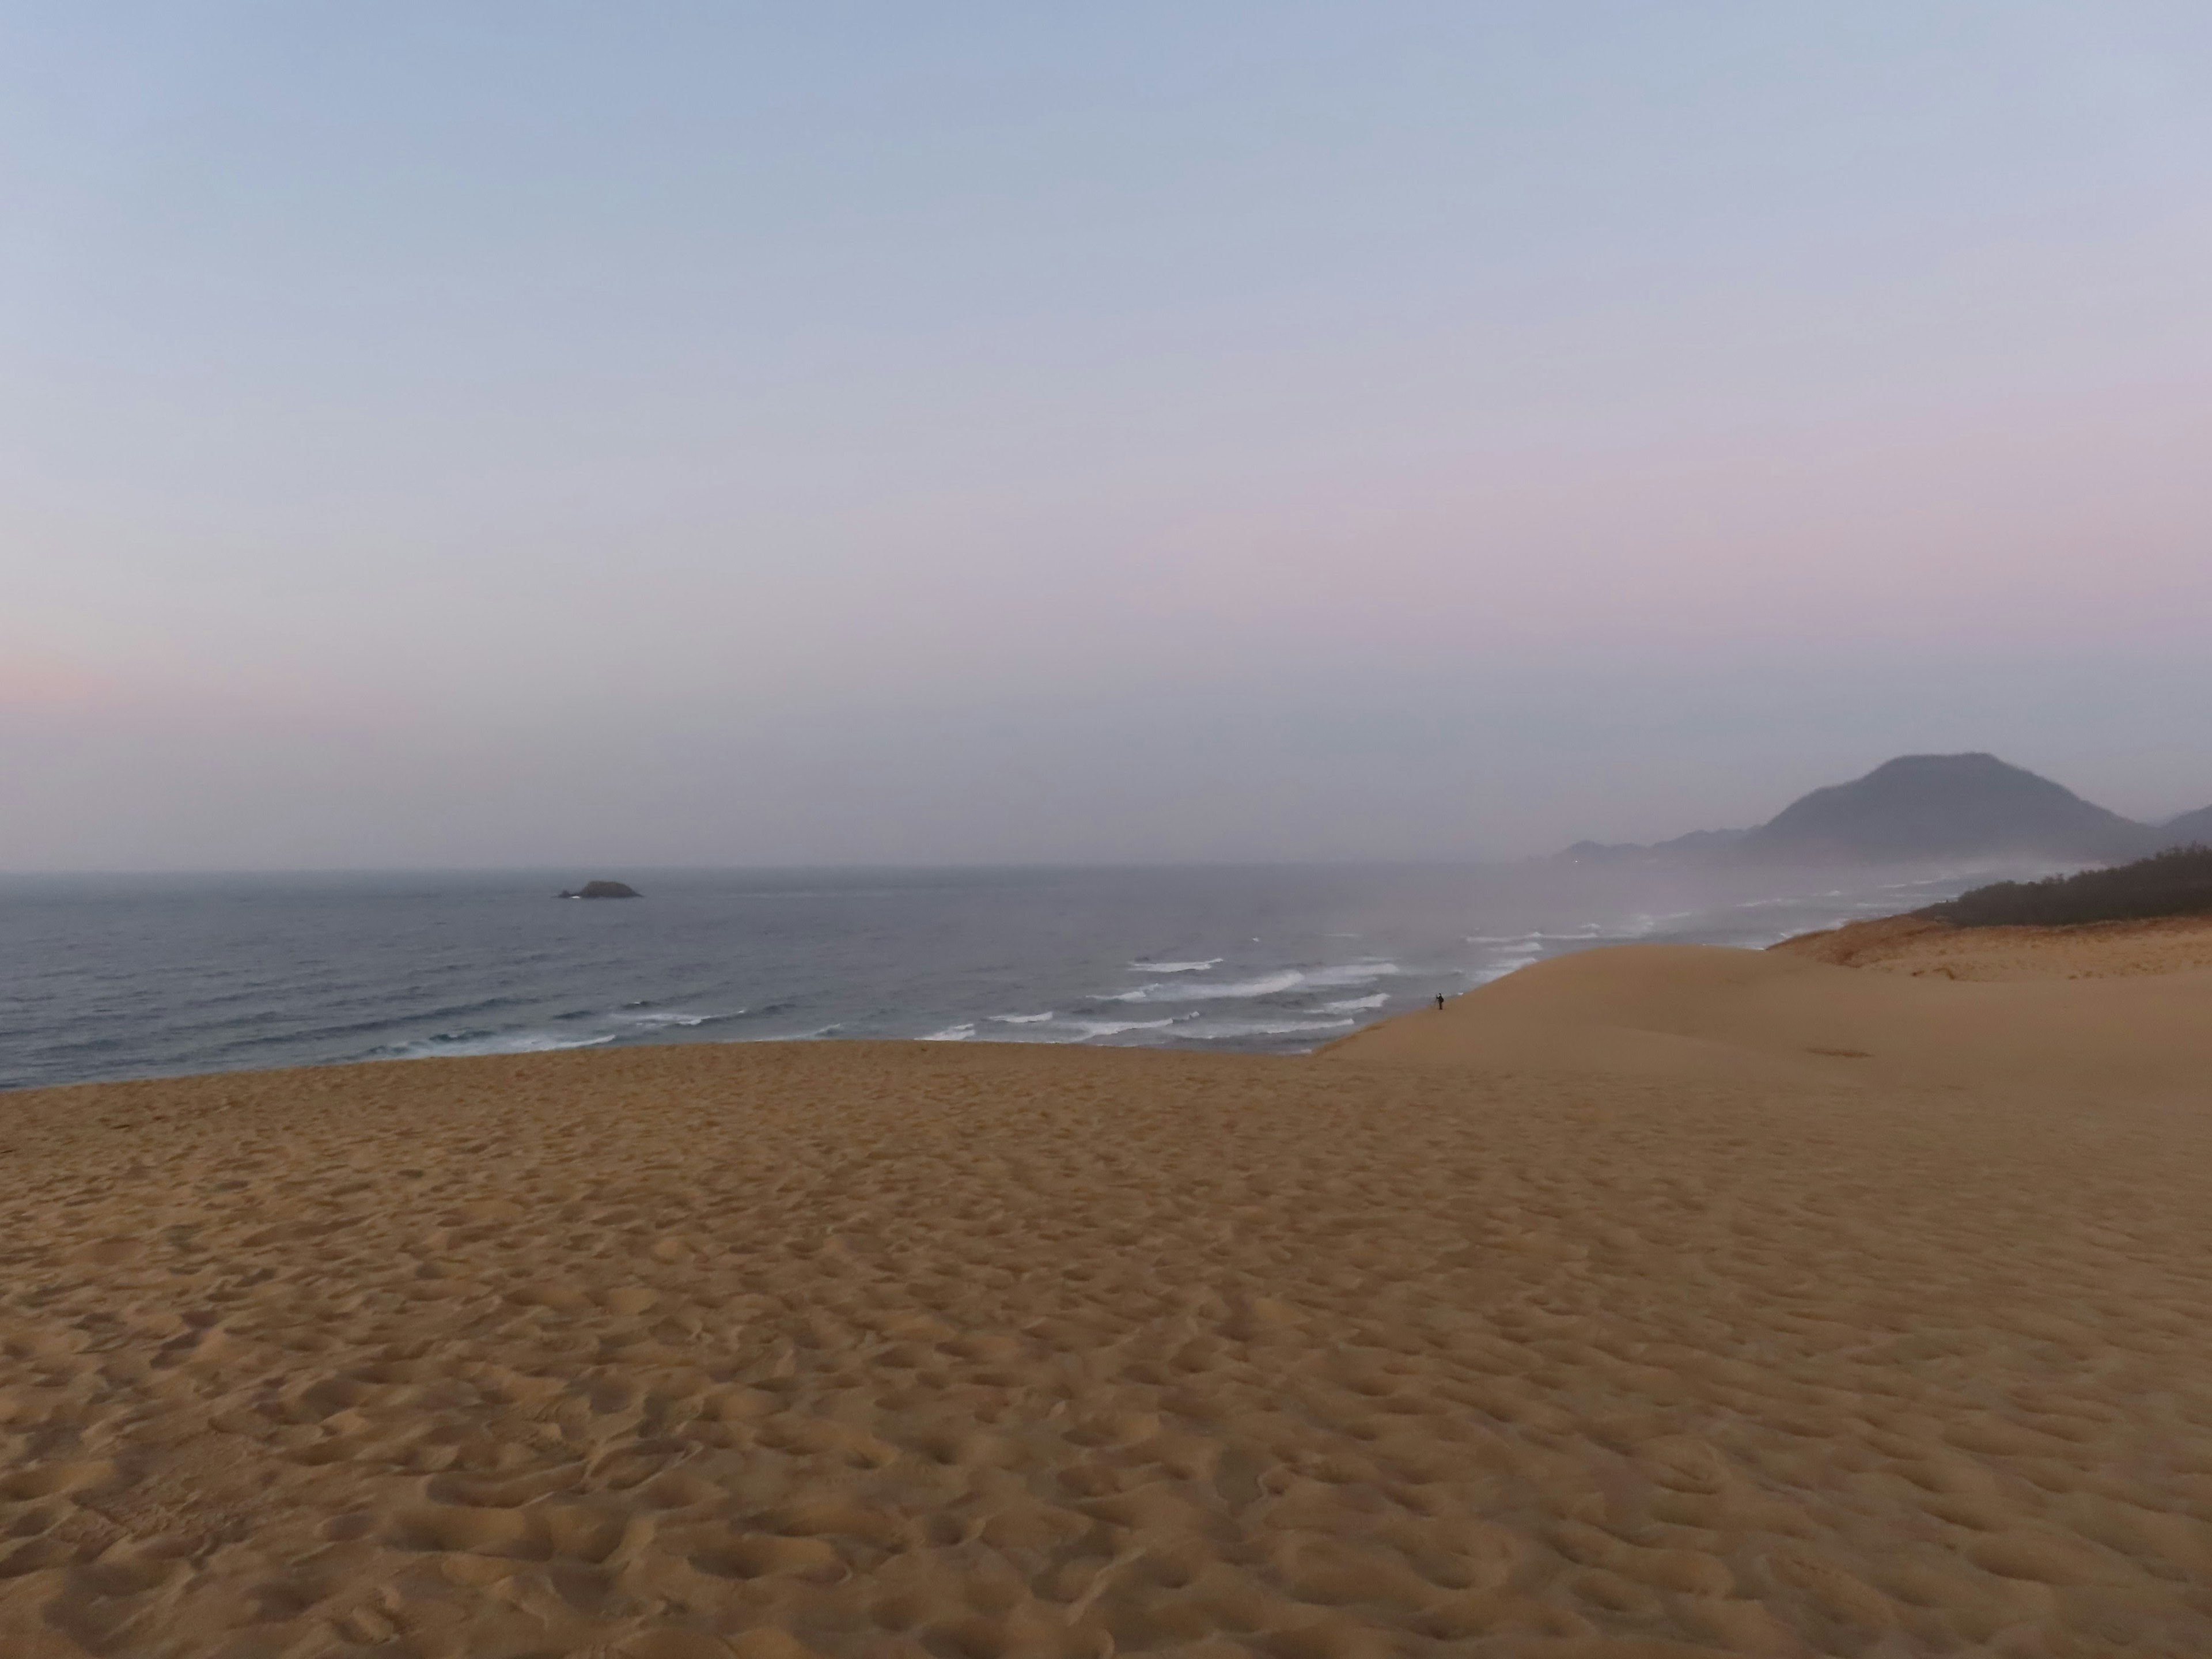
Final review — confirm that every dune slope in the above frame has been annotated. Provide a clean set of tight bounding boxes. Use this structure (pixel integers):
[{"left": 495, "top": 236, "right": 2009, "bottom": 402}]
[
  {"left": 3, "top": 969, "right": 2210, "bottom": 1656},
  {"left": 1325, "top": 941, "right": 2212, "bottom": 1103},
  {"left": 1772, "top": 911, "right": 2212, "bottom": 982}
]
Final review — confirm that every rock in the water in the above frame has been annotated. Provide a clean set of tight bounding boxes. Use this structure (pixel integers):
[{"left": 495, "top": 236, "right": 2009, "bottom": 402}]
[{"left": 558, "top": 880, "right": 641, "bottom": 899}]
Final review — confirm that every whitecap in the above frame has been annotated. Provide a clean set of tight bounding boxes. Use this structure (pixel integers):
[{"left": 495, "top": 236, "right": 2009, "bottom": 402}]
[
  {"left": 921, "top": 1022, "right": 977, "bottom": 1041},
  {"left": 1299, "top": 961, "right": 1403, "bottom": 989},
  {"left": 737, "top": 1022, "right": 844, "bottom": 1042},
  {"left": 1319, "top": 993, "right": 1387, "bottom": 1012},
  {"left": 379, "top": 1028, "right": 619, "bottom": 1060},
  {"left": 1118, "top": 961, "right": 1401, "bottom": 1002},
  {"left": 1127, "top": 959, "right": 1221, "bottom": 973},
  {"left": 989, "top": 1012, "right": 1055, "bottom": 1024},
  {"left": 1071, "top": 1016, "right": 1187, "bottom": 1039},
  {"left": 1171, "top": 1017, "right": 1357, "bottom": 1041},
  {"left": 1467, "top": 949, "right": 1546, "bottom": 983},
  {"left": 1471, "top": 926, "right": 1611, "bottom": 945},
  {"left": 1615, "top": 909, "right": 1697, "bottom": 937},
  {"left": 1115, "top": 969, "right": 1304, "bottom": 1003}
]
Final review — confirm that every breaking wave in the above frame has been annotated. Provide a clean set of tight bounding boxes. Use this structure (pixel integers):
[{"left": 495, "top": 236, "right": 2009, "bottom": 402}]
[{"left": 1114, "top": 961, "right": 1402, "bottom": 1003}]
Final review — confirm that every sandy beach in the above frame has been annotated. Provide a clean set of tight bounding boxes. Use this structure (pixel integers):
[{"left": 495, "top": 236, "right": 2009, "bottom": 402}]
[{"left": 5, "top": 929, "right": 2211, "bottom": 1656}]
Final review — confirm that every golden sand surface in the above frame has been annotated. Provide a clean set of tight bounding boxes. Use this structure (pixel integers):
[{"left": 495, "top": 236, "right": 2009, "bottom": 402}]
[
  {"left": 5, "top": 946, "right": 2212, "bottom": 1657},
  {"left": 1770, "top": 912, "right": 2212, "bottom": 982}
]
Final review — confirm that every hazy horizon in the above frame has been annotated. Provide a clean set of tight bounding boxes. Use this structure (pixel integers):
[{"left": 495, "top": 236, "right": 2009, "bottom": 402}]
[
  {"left": 0, "top": 745, "right": 2201, "bottom": 880},
  {"left": 7, "top": 5, "right": 2211, "bottom": 872}
]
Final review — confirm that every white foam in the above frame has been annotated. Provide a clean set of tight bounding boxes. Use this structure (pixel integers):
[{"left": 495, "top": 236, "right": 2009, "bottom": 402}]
[
  {"left": 921, "top": 1022, "right": 977, "bottom": 1041},
  {"left": 385, "top": 1029, "right": 618, "bottom": 1060},
  {"left": 615, "top": 1009, "right": 737, "bottom": 1029},
  {"left": 1319, "top": 993, "right": 1387, "bottom": 1012},
  {"left": 1071, "top": 1016, "right": 1187, "bottom": 1039},
  {"left": 1128, "top": 958, "right": 1221, "bottom": 973},
  {"left": 1116, "top": 961, "right": 1400, "bottom": 1003},
  {"left": 1615, "top": 908, "right": 1696, "bottom": 937},
  {"left": 1127, "top": 969, "right": 1302, "bottom": 1001},
  {"left": 988, "top": 1012, "right": 1054, "bottom": 1024},
  {"left": 1471, "top": 926, "right": 1609, "bottom": 945},
  {"left": 1171, "top": 1016, "right": 1357, "bottom": 1041},
  {"left": 742, "top": 1022, "right": 844, "bottom": 1042},
  {"left": 1300, "top": 961, "right": 1403, "bottom": 988},
  {"left": 1467, "top": 953, "right": 1543, "bottom": 984}
]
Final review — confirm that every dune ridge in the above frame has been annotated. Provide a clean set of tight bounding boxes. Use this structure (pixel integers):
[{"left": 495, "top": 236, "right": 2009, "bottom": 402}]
[
  {"left": 1771, "top": 911, "right": 2212, "bottom": 982},
  {"left": 5, "top": 935, "right": 2211, "bottom": 1655}
]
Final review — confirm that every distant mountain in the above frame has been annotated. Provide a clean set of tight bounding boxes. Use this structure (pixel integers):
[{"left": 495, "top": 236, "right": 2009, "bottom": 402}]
[
  {"left": 2161, "top": 804, "right": 2212, "bottom": 847},
  {"left": 1558, "top": 827, "right": 1747, "bottom": 866},
  {"left": 1738, "top": 753, "right": 2156, "bottom": 863},
  {"left": 1559, "top": 752, "right": 2181, "bottom": 868}
]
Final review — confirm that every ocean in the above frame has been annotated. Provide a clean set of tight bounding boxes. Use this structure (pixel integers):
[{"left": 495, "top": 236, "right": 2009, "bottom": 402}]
[{"left": 0, "top": 862, "right": 1984, "bottom": 1093}]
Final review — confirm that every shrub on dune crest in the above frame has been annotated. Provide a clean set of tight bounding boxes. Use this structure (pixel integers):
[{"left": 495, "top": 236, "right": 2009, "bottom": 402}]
[{"left": 1924, "top": 845, "right": 2212, "bottom": 928}]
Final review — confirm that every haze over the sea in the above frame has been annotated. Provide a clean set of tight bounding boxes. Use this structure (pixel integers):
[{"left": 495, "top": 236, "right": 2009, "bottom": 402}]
[{"left": 5, "top": 4, "right": 2210, "bottom": 870}]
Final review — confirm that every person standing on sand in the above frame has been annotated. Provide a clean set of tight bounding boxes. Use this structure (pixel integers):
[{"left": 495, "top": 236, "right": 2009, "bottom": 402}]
[{"left": 1435, "top": 994, "right": 1446, "bottom": 1011}]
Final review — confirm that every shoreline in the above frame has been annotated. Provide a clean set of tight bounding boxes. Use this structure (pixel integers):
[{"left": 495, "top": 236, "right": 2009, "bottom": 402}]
[{"left": 6, "top": 925, "right": 2211, "bottom": 1653}]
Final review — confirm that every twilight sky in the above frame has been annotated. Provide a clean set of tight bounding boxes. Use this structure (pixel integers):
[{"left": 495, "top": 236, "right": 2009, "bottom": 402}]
[{"left": 5, "top": 2, "right": 2210, "bottom": 869}]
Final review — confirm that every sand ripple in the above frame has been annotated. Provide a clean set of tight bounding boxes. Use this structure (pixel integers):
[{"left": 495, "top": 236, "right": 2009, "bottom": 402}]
[{"left": 4, "top": 1028, "right": 2211, "bottom": 1655}]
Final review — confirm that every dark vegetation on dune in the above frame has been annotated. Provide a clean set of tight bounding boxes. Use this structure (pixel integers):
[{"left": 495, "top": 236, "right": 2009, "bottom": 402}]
[{"left": 1922, "top": 845, "right": 2212, "bottom": 929}]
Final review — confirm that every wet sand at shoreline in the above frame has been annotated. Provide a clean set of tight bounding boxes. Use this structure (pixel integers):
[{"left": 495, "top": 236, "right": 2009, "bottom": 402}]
[{"left": 5, "top": 936, "right": 2211, "bottom": 1656}]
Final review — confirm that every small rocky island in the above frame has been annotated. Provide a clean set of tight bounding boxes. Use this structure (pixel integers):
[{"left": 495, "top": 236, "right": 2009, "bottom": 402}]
[{"left": 557, "top": 880, "right": 641, "bottom": 899}]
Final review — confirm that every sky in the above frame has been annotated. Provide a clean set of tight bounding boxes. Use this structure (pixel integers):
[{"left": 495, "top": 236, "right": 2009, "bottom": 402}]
[{"left": 5, "top": 2, "right": 2210, "bottom": 869}]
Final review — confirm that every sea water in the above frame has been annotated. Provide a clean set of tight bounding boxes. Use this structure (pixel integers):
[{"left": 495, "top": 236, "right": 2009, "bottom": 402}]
[{"left": 0, "top": 862, "right": 1985, "bottom": 1092}]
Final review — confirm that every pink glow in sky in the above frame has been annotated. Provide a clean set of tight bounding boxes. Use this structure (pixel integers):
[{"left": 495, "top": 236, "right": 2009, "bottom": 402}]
[{"left": 4, "top": 5, "right": 2210, "bottom": 868}]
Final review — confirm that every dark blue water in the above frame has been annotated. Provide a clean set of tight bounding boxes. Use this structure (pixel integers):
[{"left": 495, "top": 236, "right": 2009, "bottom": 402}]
[{"left": 0, "top": 863, "right": 1984, "bottom": 1092}]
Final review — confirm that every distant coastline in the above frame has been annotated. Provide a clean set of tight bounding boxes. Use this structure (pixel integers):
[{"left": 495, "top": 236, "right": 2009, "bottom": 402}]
[{"left": 1557, "top": 752, "right": 2207, "bottom": 869}]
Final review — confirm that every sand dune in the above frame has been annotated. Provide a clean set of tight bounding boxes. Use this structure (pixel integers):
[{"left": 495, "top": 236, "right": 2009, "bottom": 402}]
[
  {"left": 1325, "top": 940, "right": 2212, "bottom": 1103},
  {"left": 1771, "top": 911, "right": 2212, "bottom": 982},
  {"left": 5, "top": 940, "right": 2212, "bottom": 1656}
]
